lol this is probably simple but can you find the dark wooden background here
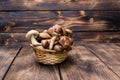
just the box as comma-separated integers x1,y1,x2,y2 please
0,0,120,46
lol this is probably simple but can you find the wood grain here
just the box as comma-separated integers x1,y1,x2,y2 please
0,46,21,80
84,43,120,77
59,45,120,80
0,11,120,32
4,46,60,80
0,33,28,46
75,31,120,43
98,44,120,61
0,0,120,10
107,43,120,51
116,43,120,46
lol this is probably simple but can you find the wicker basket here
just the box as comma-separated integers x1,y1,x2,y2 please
30,44,68,65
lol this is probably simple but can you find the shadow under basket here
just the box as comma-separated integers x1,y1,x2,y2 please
30,44,69,65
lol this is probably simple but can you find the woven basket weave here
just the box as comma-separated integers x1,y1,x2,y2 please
30,44,68,65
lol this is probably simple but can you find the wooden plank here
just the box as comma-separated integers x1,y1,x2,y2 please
0,33,28,46
103,43,120,61
75,32,120,43
107,43,120,50
84,43,120,77
0,46,21,80
59,46,120,80
0,11,120,32
95,43,120,62
0,0,120,10
4,46,60,80
96,43,120,59
116,43,120,46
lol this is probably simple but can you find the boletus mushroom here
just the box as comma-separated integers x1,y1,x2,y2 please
59,36,71,48
26,30,41,45
26,24,73,53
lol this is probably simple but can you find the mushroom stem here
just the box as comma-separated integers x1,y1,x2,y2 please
31,35,40,45
30,35,42,46
49,36,56,50
26,30,41,45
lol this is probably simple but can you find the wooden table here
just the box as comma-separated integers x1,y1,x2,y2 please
0,43,120,80
0,0,120,80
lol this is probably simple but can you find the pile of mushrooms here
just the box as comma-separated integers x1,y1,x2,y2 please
26,24,73,52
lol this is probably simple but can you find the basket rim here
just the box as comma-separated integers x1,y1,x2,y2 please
30,44,57,53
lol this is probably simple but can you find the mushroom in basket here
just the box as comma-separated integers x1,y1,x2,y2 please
26,24,73,65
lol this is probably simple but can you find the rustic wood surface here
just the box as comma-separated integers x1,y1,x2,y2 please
59,45,120,80
0,43,120,80
0,33,28,46
0,1,120,42
4,46,60,80
0,0,120,80
0,0,120,10
0,11,120,32
83,43,120,77
0,10,119,42
0,46,21,80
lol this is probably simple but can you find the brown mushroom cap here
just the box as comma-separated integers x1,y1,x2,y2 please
43,30,48,33
47,27,55,35
53,24,63,35
39,32,51,39
59,36,71,48
68,38,74,45
54,44,63,52
41,40,49,49
66,29,73,34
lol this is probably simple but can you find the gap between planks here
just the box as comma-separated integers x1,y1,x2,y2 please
83,44,120,78
59,45,120,80
4,46,61,80
0,46,22,80
2,46,23,80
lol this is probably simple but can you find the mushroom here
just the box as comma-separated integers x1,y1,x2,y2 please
47,27,55,35
47,24,63,36
59,36,71,48
30,44,56,53
54,44,63,52
26,24,73,53
62,28,67,36
26,30,56,52
43,30,48,33
53,24,63,34
66,29,73,34
36,36,42,43
39,32,51,39
65,29,73,37
26,30,41,45
51,32,60,37
68,38,74,45
41,40,49,49
49,36,57,50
